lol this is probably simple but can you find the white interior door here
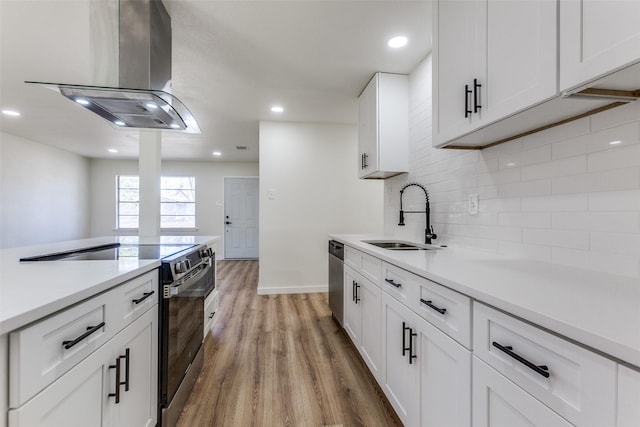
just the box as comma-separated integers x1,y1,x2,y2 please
224,177,259,259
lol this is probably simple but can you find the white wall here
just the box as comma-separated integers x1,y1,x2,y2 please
385,54,640,278
0,132,90,248
258,121,384,294
89,158,259,255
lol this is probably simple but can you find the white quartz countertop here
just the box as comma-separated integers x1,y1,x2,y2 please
331,234,640,368
0,235,219,334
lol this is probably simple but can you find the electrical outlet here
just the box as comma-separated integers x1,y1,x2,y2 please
469,194,479,215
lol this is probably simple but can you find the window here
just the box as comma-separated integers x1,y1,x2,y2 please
161,176,196,228
117,175,139,229
116,175,196,229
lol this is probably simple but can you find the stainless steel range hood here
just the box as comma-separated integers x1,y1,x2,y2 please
27,0,200,133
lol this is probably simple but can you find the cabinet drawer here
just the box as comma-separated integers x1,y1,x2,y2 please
394,265,471,349
473,303,616,426
111,271,158,334
9,290,116,407
381,262,413,306
618,364,640,427
204,290,218,338
344,246,381,284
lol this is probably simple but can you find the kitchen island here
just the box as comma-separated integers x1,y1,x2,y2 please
0,235,219,427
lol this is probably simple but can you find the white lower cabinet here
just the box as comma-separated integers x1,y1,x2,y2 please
473,356,572,427
381,292,471,427
344,266,381,380
8,306,157,427
617,365,640,427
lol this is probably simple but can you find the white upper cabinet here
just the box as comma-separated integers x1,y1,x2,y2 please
358,72,409,179
560,0,640,92
433,0,557,147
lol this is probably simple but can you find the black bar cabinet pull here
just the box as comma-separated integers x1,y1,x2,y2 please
361,153,365,169
352,280,356,302
473,78,482,113
132,291,154,305
409,328,417,364
62,322,106,350
402,322,411,356
363,153,368,169
108,357,121,403
492,341,550,378
120,348,130,391
465,84,472,117
354,282,361,304
208,312,215,319
420,299,447,315
385,278,402,288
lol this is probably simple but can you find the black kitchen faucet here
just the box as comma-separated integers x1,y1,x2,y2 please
398,182,437,244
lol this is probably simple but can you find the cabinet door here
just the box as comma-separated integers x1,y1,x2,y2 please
343,267,362,345
358,74,378,178
358,277,381,381
483,0,556,124
380,293,419,426
561,0,640,91
433,0,485,144
618,365,640,427
8,345,108,427
473,357,573,427
414,313,471,427
104,307,157,427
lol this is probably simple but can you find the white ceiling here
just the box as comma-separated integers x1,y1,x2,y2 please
0,0,431,162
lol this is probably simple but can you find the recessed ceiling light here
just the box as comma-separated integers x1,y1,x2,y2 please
212,151,222,156
108,148,118,153
271,106,284,113
114,120,126,126
609,140,622,145
170,124,180,129
388,36,408,48
145,102,158,109
75,98,90,106
2,109,20,117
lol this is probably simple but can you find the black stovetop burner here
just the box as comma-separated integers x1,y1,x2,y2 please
20,243,197,262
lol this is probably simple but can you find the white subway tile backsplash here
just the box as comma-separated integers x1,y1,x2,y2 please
521,155,587,181
588,190,640,211
498,212,551,228
383,54,640,278
521,194,587,211
552,212,640,233
588,144,640,172
498,179,551,198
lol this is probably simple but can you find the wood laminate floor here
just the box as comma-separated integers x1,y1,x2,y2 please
177,260,402,427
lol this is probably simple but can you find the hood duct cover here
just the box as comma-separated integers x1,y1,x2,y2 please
27,0,200,133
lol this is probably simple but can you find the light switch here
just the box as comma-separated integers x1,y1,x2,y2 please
469,194,479,215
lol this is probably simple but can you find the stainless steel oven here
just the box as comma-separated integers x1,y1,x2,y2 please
159,245,215,427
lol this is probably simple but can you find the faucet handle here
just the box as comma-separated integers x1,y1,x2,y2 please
428,225,437,240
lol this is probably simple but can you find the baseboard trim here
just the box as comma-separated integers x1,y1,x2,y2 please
257,284,328,295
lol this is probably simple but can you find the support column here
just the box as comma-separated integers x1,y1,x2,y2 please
138,130,161,236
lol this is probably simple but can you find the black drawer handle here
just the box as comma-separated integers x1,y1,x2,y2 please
385,278,402,288
132,291,155,305
120,348,130,391
108,357,121,403
62,322,106,349
208,312,215,319
473,78,482,113
420,299,446,315
492,341,550,378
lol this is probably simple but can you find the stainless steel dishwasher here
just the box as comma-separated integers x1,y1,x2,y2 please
328,240,344,326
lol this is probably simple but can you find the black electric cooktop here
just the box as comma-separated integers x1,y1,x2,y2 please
20,243,197,262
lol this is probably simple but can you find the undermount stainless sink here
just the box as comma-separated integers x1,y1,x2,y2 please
362,240,442,251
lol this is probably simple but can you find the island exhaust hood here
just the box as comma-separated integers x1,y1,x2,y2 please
27,0,200,133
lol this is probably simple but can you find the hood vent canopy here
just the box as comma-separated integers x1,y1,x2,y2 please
27,0,200,133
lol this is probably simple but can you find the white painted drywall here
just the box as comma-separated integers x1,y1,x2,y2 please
89,158,258,255
258,121,383,294
0,132,90,248
385,54,640,278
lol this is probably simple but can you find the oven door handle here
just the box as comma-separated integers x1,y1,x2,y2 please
164,264,212,298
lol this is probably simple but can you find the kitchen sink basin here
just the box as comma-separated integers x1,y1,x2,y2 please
362,240,442,251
